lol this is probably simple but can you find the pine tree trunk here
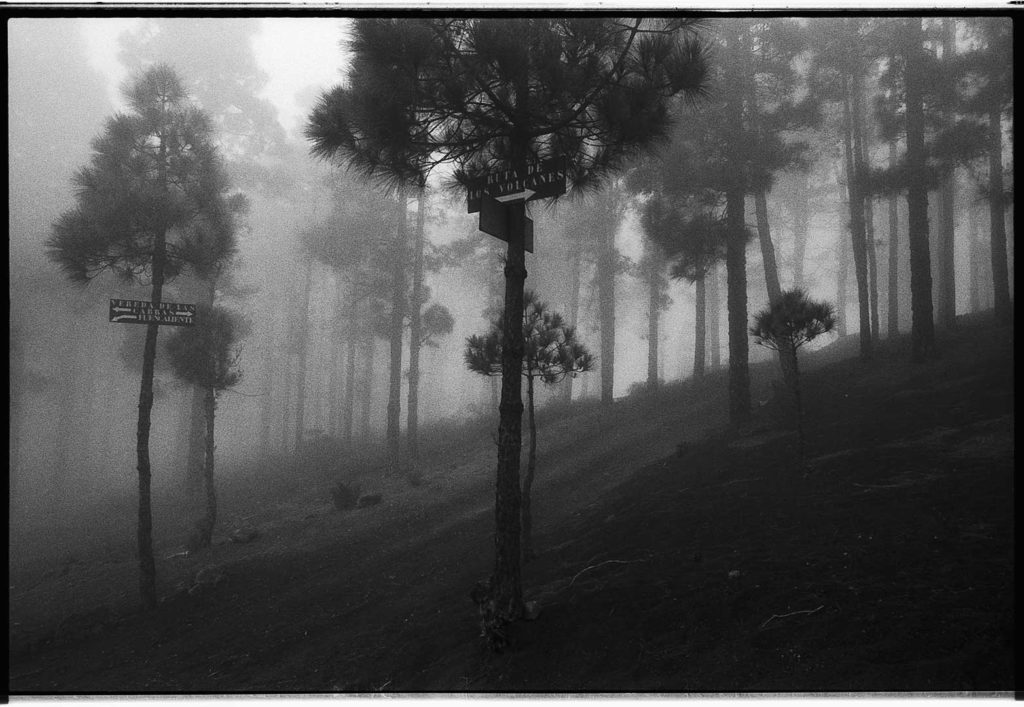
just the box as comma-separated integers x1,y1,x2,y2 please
968,207,982,313
386,192,408,468
789,342,805,462
755,189,799,394
492,197,527,631
988,104,1011,326
293,256,314,450
754,190,783,304
258,339,274,459
693,275,707,379
708,262,721,369
791,174,810,288
937,177,957,329
196,385,217,549
887,142,901,338
406,188,426,467
904,18,936,362
562,254,582,403
521,374,537,561
185,277,217,493
135,226,168,610
361,312,375,440
328,273,345,436
865,196,881,341
936,18,958,331
597,213,616,406
342,284,359,447
843,71,873,360
726,187,750,426
723,22,750,426
646,258,660,389
836,228,849,337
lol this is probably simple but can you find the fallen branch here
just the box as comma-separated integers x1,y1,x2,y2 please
760,604,824,629
567,557,648,589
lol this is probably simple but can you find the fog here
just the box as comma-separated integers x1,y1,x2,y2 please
8,14,1013,540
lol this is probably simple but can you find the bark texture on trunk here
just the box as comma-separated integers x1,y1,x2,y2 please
135,226,167,610
491,199,527,632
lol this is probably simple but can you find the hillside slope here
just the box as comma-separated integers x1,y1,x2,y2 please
9,317,1014,694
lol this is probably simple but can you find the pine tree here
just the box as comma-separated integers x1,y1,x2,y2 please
165,305,245,550
308,17,709,640
47,65,240,608
465,291,593,561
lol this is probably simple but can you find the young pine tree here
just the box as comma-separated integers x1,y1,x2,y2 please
750,288,836,463
465,291,593,561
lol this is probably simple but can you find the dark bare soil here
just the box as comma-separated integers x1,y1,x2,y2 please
8,316,1015,695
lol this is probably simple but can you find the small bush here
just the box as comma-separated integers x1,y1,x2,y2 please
330,481,360,511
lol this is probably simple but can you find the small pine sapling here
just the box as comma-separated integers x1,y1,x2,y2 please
465,291,594,560
750,288,836,463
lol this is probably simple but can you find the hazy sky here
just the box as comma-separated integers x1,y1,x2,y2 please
77,16,350,137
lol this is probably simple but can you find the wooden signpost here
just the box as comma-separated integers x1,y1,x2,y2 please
467,156,567,253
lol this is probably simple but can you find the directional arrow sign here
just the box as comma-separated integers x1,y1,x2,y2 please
109,298,196,327
479,194,534,253
495,189,535,204
467,156,567,214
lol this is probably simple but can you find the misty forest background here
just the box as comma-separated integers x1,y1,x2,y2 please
8,16,1014,532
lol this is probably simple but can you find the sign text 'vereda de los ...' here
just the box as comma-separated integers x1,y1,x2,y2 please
109,299,196,327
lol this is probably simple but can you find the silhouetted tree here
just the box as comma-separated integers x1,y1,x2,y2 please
750,288,836,460
641,195,731,380
808,16,878,361
902,18,937,362
308,17,710,640
47,65,240,608
119,17,285,490
301,178,400,447
165,305,245,550
955,17,1013,327
465,291,593,560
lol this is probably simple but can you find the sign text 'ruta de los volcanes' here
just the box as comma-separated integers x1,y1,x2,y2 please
467,156,568,214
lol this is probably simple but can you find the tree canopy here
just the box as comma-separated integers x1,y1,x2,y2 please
307,17,711,193
465,290,594,384
47,64,243,285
